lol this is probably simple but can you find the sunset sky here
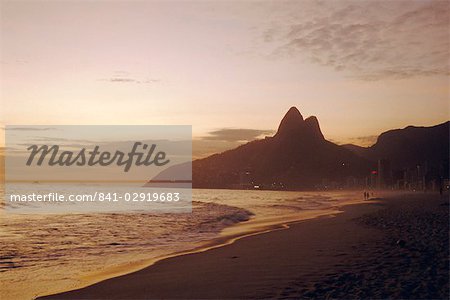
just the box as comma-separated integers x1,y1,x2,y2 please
1,0,449,158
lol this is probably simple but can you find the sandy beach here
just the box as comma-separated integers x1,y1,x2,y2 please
41,192,449,299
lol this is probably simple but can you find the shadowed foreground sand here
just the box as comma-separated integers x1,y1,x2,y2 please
41,193,449,299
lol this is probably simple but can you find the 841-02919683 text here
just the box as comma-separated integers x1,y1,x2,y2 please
8,192,181,202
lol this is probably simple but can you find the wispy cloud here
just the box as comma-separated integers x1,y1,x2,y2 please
192,128,274,159
98,71,160,84
31,136,96,144
202,128,274,142
263,1,449,80
348,135,378,146
99,77,160,84
5,127,57,131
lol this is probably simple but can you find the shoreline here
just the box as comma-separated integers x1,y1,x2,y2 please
38,197,362,299
38,196,384,299
41,192,449,299
34,200,358,299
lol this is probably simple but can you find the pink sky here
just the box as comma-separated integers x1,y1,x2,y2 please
1,0,448,158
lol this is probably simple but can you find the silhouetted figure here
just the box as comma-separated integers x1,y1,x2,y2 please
439,187,443,197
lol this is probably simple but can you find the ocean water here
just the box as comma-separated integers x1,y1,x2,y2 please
0,185,364,300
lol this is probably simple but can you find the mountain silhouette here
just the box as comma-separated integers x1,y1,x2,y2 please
148,108,448,190
343,121,449,179
192,107,370,189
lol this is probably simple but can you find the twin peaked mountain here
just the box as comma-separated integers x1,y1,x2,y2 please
193,107,370,189
152,107,449,189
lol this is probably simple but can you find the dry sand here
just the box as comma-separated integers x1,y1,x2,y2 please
41,192,449,299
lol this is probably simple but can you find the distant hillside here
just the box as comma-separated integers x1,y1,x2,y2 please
344,122,449,177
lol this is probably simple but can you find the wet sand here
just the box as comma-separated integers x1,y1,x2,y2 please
41,193,449,299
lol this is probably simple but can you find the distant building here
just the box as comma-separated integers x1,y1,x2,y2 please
377,159,392,189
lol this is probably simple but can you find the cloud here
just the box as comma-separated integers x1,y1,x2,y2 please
202,128,274,142
348,135,378,146
106,77,138,83
263,1,449,80
192,128,274,159
99,71,160,84
99,77,160,84
5,127,56,131
31,136,97,144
